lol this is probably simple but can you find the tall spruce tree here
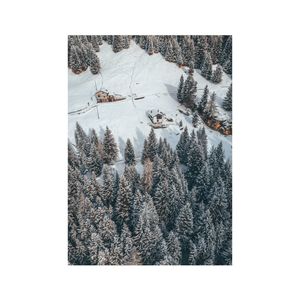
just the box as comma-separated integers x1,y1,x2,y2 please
223,83,232,111
124,138,136,166
198,85,209,115
177,75,184,103
103,127,118,164
211,65,223,83
201,51,213,80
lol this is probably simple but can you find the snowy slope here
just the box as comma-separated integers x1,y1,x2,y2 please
68,41,232,164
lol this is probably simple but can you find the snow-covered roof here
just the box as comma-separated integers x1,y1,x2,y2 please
146,109,164,118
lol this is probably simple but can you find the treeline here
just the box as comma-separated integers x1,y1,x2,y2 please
68,124,232,265
68,35,232,79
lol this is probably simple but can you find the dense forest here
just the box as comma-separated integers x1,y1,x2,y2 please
68,124,232,265
68,35,232,78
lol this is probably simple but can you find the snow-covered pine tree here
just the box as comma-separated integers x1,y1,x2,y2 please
103,127,118,164
198,85,209,115
167,231,182,264
182,74,197,109
147,128,158,162
177,75,184,103
192,112,200,127
223,83,232,111
123,35,130,49
201,51,213,80
147,37,154,55
115,175,133,227
70,46,82,74
100,165,115,207
141,139,149,164
96,35,103,45
106,35,113,45
165,40,175,62
124,138,136,166
91,35,100,52
141,158,153,193
88,142,103,176
204,91,218,120
194,36,208,69
211,65,223,83
113,35,124,53
89,50,101,75
176,126,190,164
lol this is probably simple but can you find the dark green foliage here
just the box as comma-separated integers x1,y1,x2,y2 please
223,83,232,111
124,138,136,166
103,127,118,164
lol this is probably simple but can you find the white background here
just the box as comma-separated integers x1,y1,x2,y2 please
0,1,300,299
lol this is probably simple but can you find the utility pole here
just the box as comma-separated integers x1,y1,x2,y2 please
94,80,98,91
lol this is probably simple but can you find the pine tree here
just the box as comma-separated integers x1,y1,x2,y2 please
147,37,154,55
177,75,184,103
167,231,182,264
194,36,208,69
101,165,115,208
182,74,197,109
204,92,218,120
176,126,190,165
192,112,200,127
198,85,209,115
103,127,118,164
201,51,213,80
223,83,232,111
147,128,158,161
90,51,100,75
141,158,153,193
88,142,103,176
211,65,223,83
123,36,130,49
70,46,82,74
124,138,136,166
91,35,100,52
115,176,133,227
141,139,149,164
113,35,124,53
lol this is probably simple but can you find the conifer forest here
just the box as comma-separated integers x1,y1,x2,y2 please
68,35,232,265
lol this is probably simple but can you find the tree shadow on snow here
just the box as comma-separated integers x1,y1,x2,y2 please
164,83,178,101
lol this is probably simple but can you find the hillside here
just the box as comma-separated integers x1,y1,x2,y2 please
68,40,232,165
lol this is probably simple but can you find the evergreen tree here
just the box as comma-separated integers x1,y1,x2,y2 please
192,112,200,127
223,83,232,111
177,75,184,103
90,51,100,75
141,139,149,164
147,37,154,55
91,35,100,52
146,128,158,161
101,165,116,207
198,85,209,115
115,176,133,227
113,35,124,53
182,74,197,109
103,127,118,164
88,142,103,176
211,65,223,83
167,231,182,264
201,51,213,80
204,92,218,120
176,127,190,165
124,138,136,166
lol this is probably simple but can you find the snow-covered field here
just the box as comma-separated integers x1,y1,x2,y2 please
68,41,232,165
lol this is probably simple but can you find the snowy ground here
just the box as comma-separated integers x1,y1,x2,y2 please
68,41,232,170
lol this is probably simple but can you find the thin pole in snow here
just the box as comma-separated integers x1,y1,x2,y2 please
96,105,99,119
94,81,98,91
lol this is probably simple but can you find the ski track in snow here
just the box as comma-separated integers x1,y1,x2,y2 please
68,41,232,173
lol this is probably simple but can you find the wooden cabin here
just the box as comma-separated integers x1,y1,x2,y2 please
95,90,126,103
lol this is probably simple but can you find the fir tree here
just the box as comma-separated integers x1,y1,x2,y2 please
177,75,184,103
91,35,100,52
147,128,158,161
182,74,197,109
192,112,200,127
201,51,213,80
198,85,209,115
223,83,232,111
211,65,223,83
176,126,190,165
113,35,124,53
90,51,100,75
115,176,133,227
103,127,118,164
124,138,136,166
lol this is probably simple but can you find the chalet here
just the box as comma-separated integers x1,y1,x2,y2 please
146,109,168,128
95,90,126,103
